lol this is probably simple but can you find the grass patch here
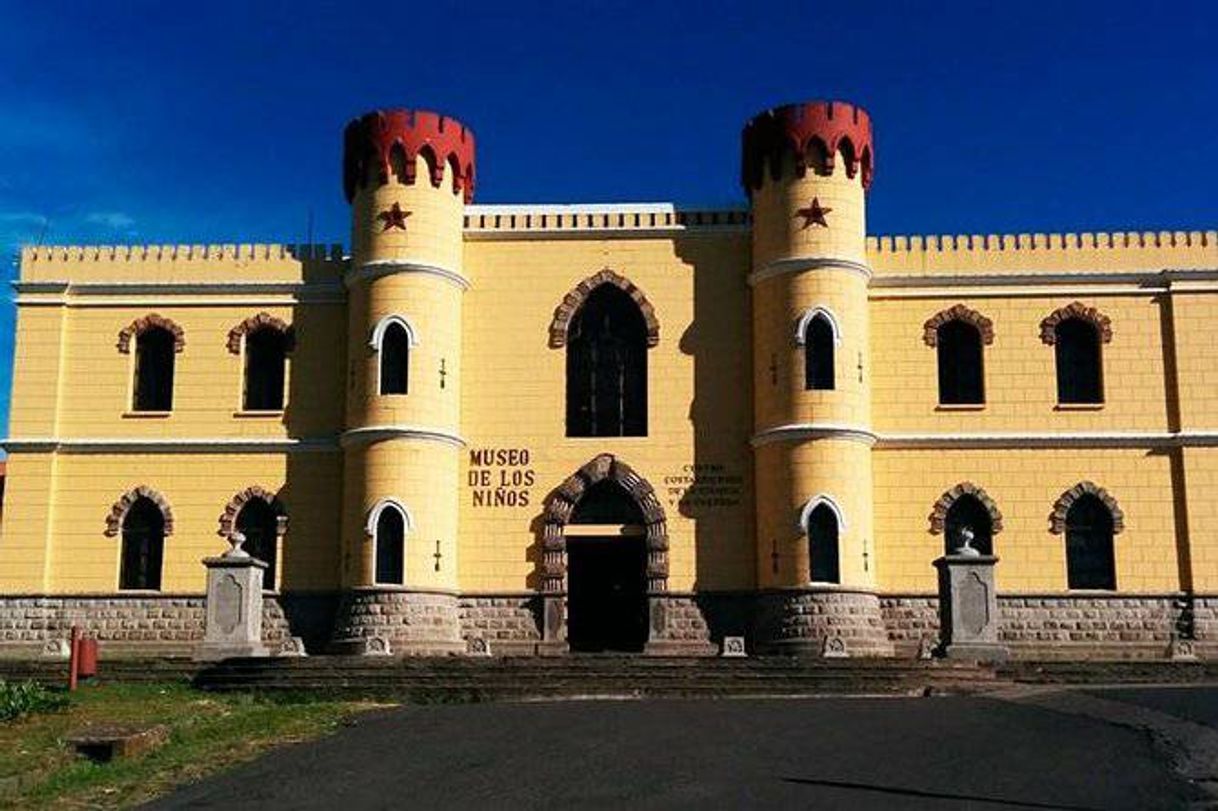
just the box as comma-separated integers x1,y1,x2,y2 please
0,682,379,809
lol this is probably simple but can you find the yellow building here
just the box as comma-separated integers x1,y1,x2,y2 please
2,99,1216,659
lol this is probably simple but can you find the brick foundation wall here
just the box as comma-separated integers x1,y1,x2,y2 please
330,589,464,655
0,593,335,656
755,589,895,656
882,593,1209,660
458,595,542,647
3,590,1216,660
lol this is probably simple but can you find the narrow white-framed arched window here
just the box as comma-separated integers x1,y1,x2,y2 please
365,497,413,585
798,493,844,584
369,315,419,396
794,307,842,391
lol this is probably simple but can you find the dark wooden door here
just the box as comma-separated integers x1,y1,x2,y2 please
567,536,648,652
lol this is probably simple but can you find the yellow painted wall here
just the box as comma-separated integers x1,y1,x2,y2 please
3,216,1216,599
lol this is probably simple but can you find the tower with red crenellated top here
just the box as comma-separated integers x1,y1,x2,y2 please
331,109,475,654
744,101,892,655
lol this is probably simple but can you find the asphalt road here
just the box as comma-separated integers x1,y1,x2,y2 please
146,689,1218,810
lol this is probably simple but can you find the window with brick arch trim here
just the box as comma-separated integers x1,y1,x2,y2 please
944,493,993,555
806,504,840,584
243,326,288,410
936,320,985,405
236,498,280,590
1065,494,1116,590
133,327,175,412
566,284,648,437
379,322,410,395
1055,318,1103,404
804,314,835,391
374,505,406,585
120,497,165,591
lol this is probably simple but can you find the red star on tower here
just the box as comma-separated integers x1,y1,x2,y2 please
377,202,411,232
795,197,832,229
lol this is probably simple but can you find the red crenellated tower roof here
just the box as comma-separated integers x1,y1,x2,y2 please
342,109,476,203
741,100,874,193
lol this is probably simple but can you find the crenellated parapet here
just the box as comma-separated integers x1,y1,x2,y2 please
742,100,874,193
343,109,476,203
867,230,1218,275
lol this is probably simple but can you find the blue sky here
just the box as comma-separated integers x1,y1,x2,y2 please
0,0,1215,433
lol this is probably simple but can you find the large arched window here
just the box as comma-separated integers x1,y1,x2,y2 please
237,498,280,590
1054,318,1103,404
943,493,994,555
1065,494,1116,590
120,497,165,590
379,322,411,395
803,314,836,391
372,502,407,585
244,327,288,411
134,327,176,412
805,503,841,584
566,284,648,437
937,320,985,405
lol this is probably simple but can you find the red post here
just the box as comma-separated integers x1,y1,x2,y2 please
77,637,98,679
68,625,80,691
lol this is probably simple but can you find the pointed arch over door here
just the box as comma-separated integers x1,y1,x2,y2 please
539,453,668,594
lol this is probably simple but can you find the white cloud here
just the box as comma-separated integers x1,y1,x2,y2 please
0,212,48,227
85,211,136,230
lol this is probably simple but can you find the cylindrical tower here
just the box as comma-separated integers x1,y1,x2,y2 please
332,109,475,655
744,100,891,655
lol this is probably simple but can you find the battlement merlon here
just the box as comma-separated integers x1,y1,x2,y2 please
741,100,874,193
17,243,345,284
342,109,477,204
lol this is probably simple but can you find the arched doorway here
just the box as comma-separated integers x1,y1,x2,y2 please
540,454,668,653
566,480,648,652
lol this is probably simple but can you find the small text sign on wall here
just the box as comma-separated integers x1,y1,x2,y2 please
663,464,744,511
468,448,535,508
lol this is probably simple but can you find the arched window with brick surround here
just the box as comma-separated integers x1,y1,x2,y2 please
119,315,184,413
1051,482,1122,590
1041,303,1111,405
229,313,293,411
559,275,655,438
924,305,992,406
119,497,166,590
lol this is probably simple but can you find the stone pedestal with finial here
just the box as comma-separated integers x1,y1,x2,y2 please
196,532,270,661
933,526,1008,661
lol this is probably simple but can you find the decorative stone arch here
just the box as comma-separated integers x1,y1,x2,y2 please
1050,481,1125,534
540,453,668,593
928,482,1004,535
227,312,296,354
117,314,185,354
104,485,175,537
368,314,420,349
547,268,661,349
922,304,994,348
798,493,846,533
217,485,288,539
794,307,843,346
1039,302,1113,345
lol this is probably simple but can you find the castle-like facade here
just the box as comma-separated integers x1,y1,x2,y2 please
2,99,1217,659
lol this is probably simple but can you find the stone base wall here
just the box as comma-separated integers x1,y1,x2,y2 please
754,589,895,657
458,595,541,653
0,594,333,657
6,590,1218,659
330,589,464,655
882,593,1211,660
